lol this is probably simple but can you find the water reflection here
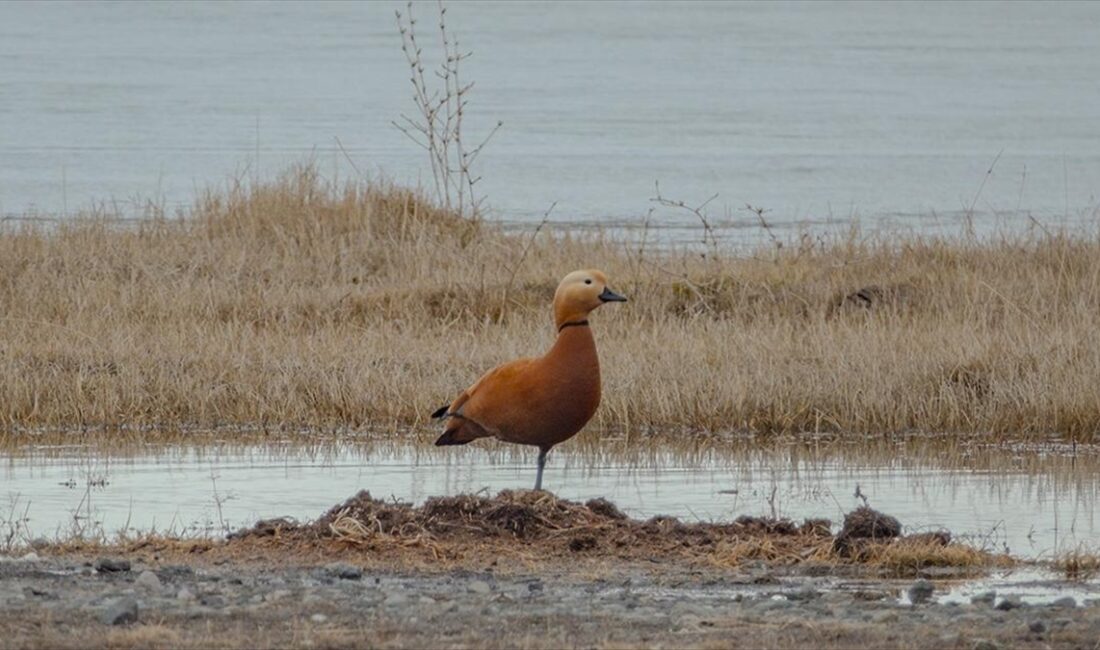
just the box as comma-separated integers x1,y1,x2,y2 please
2,437,1098,560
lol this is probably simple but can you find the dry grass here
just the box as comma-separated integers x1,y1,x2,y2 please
3,164,1100,439
1051,546,1100,581
42,489,1007,578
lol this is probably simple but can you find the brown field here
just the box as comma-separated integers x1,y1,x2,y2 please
2,165,1100,440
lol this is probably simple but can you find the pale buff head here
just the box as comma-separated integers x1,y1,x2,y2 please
553,269,626,328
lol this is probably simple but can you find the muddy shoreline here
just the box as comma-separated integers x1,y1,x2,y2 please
2,552,1098,649
3,490,1099,648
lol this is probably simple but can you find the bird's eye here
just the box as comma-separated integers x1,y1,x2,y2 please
584,279,592,285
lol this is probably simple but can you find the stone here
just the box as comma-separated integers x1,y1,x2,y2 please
970,591,996,606
325,563,362,581
135,570,162,592
100,598,139,626
266,589,292,602
176,587,196,602
1049,596,1077,608
94,558,131,573
468,580,492,595
908,580,934,605
995,596,1023,611
783,588,820,602
1028,620,1046,634
310,613,328,623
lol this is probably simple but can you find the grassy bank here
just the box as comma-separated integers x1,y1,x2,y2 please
2,166,1099,439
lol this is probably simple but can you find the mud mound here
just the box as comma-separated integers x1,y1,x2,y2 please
833,506,903,557
224,491,994,573
230,490,827,556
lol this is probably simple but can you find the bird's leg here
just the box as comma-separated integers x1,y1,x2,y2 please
534,447,549,491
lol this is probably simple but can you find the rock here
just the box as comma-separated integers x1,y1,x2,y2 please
468,580,492,595
970,591,996,605
94,558,131,573
310,613,328,623
266,589,291,602
200,594,226,608
325,563,362,581
908,580,934,605
1049,596,1076,608
527,579,544,593
135,570,162,592
783,588,820,602
995,596,1023,611
419,596,436,605
1028,620,1046,634
100,598,139,625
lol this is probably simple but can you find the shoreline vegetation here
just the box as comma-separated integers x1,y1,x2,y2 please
2,165,1100,440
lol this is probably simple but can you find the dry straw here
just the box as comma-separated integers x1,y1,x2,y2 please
1,165,1100,440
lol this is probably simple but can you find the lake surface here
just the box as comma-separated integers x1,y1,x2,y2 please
3,1,1100,242
3,439,1097,561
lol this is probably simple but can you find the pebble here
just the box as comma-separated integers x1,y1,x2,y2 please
94,558,131,573
325,563,363,581
1049,596,1077,608
970,591,996,606
100,597,139,626
310,613,328,623
177,587,196,602
783,587,820,602
135,570,162,592
995,596,1023,611
468,580,492,595
266,589,292,602
1028,620,1046,634
908,580,934,605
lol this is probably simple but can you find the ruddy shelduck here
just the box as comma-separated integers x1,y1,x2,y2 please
432,269,627,490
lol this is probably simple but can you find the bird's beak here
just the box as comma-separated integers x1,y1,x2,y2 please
598,286,627,303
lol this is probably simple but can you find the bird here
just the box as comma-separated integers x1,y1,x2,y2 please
431,269,627,490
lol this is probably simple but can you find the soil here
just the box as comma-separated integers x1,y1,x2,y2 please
1,491,1096,649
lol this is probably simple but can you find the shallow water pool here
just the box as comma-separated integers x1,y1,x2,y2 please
2,438,1097,560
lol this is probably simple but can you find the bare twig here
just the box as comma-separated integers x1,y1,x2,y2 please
394,1,501,219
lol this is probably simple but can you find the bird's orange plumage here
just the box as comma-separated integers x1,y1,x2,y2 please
433,269,626,489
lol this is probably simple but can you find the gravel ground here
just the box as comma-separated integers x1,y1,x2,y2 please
2,553,1099,649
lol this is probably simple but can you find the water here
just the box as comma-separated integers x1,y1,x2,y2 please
3,440,1097,560
3,1,1100,240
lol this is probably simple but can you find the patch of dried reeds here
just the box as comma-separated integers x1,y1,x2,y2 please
3,165,1100,438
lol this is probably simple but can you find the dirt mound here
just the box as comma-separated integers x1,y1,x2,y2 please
222,491,999,574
